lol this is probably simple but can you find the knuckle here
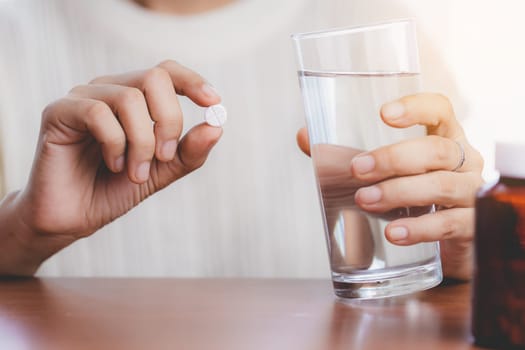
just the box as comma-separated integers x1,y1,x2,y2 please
381,147,402,173
186,72,205,89
440,210,465,240
469,147,484,171
69,84,87,95
41,100,60,122
441,219,457,240
467,173,485,198
436,93,455,120
437,172,458,201
157,59,180,71
180,156,206,174
473,173,485,189
143,67,170,86
117,87,144,106
89,75,109,84
176,74,200,94
172,149,208,175
157,60,204,95
430,136,451,165
85,101,111,121
180,72,203,89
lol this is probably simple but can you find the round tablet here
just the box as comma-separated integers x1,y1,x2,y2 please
204,104,227,127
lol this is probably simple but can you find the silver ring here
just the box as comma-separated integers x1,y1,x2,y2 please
452,141,465,172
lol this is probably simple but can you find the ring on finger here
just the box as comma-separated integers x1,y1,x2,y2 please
451,140,465,172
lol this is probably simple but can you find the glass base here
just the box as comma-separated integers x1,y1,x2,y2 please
332,259,443,300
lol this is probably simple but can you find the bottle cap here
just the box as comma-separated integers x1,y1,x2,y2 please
495,141,525,178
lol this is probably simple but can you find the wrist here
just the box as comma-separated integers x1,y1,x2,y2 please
0,191,73,276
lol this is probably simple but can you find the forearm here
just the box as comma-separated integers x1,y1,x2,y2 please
0,191,72,276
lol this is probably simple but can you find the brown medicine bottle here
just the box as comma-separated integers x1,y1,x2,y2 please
472,142,525,348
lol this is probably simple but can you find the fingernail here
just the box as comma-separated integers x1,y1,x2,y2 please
161,140,177,160
136,161,151,182
201,83,220,99
356,186,382,204
352,154,375,175
389,226,409,241
382,101,405,119
115,155,125,172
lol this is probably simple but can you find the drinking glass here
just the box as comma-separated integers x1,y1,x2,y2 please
292,19,442,299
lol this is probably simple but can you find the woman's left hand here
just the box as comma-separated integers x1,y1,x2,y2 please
297,93,484,280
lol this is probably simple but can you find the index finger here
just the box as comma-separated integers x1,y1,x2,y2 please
92,60,221,108
380,93,465,140
157,59,221,107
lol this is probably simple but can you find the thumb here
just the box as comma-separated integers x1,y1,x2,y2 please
380,93,465,139
153,123,223,187
176,123,223,171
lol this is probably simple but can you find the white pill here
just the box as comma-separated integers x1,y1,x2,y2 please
204,104,227,127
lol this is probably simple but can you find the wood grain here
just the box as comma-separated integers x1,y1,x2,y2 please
0,278,485,350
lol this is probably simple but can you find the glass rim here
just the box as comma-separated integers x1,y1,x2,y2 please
291,18,415,41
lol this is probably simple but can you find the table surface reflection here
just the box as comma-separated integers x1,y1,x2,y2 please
0,278,484,350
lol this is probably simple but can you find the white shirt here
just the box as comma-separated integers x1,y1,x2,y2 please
0,0,467,277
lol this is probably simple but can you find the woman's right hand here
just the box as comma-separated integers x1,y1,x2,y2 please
3,60,223,275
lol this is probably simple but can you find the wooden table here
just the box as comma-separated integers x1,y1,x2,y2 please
0,278,485,350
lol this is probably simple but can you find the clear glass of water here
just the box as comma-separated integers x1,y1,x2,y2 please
292,19,443,299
